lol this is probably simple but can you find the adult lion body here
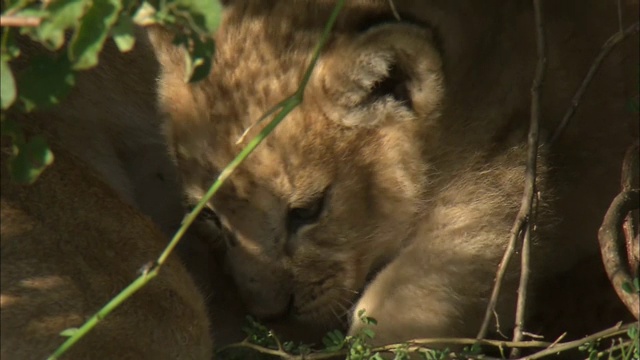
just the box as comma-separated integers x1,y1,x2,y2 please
150,0,639,348
1,34,213,358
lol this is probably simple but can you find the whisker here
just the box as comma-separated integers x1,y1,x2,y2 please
336,302,350,317
336,286,359,295
329,303,341,323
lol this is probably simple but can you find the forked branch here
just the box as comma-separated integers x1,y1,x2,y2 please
549,21,639,143
219,322,636,360
477,0,546,345
510,2,546,356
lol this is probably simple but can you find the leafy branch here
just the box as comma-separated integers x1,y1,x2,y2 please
218,316,638,360
1,0,222,184
45,0,345,358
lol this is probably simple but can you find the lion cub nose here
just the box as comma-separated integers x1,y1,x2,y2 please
247,292,294,321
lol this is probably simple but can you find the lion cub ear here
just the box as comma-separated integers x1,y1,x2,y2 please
312,23,444,127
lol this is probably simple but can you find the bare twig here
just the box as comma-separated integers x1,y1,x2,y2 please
511,226,533,358
599,189,640,320
477,0,546,342
220,337,552,360
223,340,294,359
219,322,636,360
547,332,567,349
509,3,546,356
0,15,41,27
587,340,634,360
493,309,509,339
387,0,401,21
522,331,545,340
616,0,624,34
516,322,633,360
270,330,285,353
549,21,640,143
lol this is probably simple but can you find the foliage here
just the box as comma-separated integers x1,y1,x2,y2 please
2,0,345,358
219,314,640,360
2,1,637,359
0,0,222,183
1,0,224,357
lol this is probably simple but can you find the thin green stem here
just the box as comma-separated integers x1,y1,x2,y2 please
296,0,344,98
47,1,344,358
1,26,10,50
47,274,157,360
156,98,300,266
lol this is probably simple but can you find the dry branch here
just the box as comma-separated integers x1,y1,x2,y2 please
549,21,640,143
477,0,546,344
387,0,401,21
220,337,552,360
219,322,636,360
514,322,633,360
511,227,532,358
509,2,546,357
597,142,639,320
0,15,41,27
599,188,640,319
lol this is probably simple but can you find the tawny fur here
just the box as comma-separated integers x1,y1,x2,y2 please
149,0,639,347
7,32,189,239
0,143,212,359
1,34,214,358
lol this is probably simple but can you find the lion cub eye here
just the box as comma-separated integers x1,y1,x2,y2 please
188,205,222,228
287,195,325,234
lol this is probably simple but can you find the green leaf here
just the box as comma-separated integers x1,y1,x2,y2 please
69,0,122,70
622,281,634,294
18,55,76,112
10,135,54,184
362,328,375,339
34,0,87,50
132,1,158,26
59,328,79,337
463,342,482,355
111,15,136,52
1,55,17,109
357,310,377,326
172,0,223,34
322,329,346,351
4,28,21,58
322,332,336,346
185,35,215,83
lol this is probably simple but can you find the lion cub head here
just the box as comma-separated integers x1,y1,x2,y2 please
150,3,443,327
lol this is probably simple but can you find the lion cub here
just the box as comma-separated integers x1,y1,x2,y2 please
150,0,639,347
1,33,212,358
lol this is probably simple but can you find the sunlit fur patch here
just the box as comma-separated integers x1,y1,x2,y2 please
20,276,66,290
0,294,20,308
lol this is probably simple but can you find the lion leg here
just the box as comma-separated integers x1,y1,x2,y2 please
349,231,518,349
